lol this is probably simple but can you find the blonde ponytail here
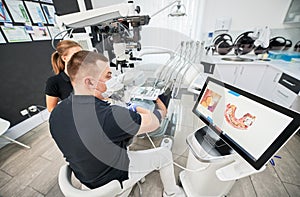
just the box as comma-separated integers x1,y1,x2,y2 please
51,40,82,75
51,51,65,74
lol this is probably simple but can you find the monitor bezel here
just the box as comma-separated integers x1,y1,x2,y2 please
192,77,300,170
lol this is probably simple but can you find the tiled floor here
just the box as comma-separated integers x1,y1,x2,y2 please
0,93,299,197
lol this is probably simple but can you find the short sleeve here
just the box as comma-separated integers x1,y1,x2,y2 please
45,76,59,97
103,105,141,141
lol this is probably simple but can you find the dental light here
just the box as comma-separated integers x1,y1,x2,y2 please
151,0,186,18
168,2,186,17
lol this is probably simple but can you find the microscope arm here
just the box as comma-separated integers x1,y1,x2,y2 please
55,3,135,28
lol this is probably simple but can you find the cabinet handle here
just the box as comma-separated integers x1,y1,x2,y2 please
273,73,280,82
282,79,296,87
209,65,212,73
277,90,289,98
240,66,244,75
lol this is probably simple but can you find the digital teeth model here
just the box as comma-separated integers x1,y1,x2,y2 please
224,103,256,130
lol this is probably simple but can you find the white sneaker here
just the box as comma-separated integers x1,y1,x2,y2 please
163,186,186,197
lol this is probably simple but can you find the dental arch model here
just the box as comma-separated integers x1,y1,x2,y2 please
224,103,256,130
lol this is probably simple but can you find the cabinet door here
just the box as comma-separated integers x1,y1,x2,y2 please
272,84,297,108
235,64,267,94
256,65,282,99
213,64,237,85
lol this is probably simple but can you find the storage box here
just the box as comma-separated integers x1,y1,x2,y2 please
268,51,300,62
268,51,283,60
281,52,300,62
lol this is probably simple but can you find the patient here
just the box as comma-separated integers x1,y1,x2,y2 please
49,50,185,196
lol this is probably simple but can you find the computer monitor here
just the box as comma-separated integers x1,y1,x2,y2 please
193,77,300,170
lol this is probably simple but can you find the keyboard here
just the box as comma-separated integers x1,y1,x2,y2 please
131,87,161,100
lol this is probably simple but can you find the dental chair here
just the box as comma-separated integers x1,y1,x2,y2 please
58,164,136,197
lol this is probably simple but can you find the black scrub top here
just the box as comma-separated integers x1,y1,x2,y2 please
45,72,73,100
49,95,141,189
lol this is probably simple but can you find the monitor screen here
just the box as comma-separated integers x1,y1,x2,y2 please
193,77,300,170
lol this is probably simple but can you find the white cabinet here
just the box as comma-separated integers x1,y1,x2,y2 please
213,64,237,85
202,56,300,112
213,64,266,93
235,64,267,93
256,65,282,99
272,84,297,107
272,73,300,108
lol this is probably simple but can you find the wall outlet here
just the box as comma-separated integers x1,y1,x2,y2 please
20,109,29,116
215,17,232,31
28,105,37,112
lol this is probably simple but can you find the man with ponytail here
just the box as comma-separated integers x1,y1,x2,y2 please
45,40,82,112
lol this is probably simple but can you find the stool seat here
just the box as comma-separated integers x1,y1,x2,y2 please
58,164,133,197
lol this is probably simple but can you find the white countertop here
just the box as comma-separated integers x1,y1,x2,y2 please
201,54,300,80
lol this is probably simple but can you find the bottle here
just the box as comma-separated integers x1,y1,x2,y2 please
207,32,214,47
205,32,214,55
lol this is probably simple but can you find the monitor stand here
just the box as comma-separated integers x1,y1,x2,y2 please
194,126,266,181
180,126,267,197
216,159,266,181
194,126,233,157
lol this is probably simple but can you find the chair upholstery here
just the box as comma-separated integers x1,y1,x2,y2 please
0,118,10,135
58,164,131,197
0,118,30,149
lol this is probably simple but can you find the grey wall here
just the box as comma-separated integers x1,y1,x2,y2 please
0,41,53,126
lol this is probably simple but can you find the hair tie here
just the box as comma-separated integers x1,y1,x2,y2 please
55,51,61,56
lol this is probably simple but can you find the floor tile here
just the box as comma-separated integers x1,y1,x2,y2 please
285,134,300,164
45,183,64,197
0,145,26,169
250,164,289,197
14,187,44,197
0,157,51,197
29,157,65,195
15,129,36,142
128,143,151,151
16,126,50,148
284,182,300,197
130,171,163,197
1,135,53,176
173,155,187,185
0,170,12,189
228,177,256,197
273,147,300,185
33,121,49,132
40,141,63,161
131,135,162,149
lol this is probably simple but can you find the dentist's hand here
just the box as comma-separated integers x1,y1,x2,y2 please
127,102,138,112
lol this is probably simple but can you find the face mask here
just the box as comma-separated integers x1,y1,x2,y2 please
101,78,116,98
